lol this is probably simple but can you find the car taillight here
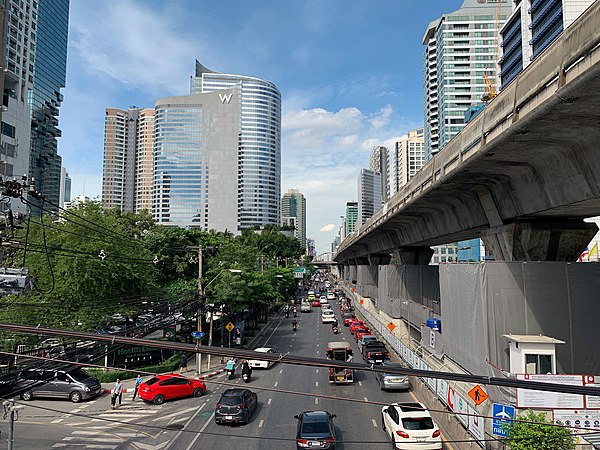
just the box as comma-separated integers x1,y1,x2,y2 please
367,352,372,358
238,403,247,408
432,429,441,438
386,352,391,358
324,437,335,444
396,430,410,439
297,439,309,444
216,403,221,409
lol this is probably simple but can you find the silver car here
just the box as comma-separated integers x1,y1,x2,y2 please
375,363,410,391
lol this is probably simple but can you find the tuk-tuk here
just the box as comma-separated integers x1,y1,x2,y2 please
326,342,354,384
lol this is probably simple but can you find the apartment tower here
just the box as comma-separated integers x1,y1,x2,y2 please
390,128,425,197
281,188,307,247
358,169,382,226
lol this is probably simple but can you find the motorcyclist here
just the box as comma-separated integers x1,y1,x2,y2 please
293,307,297,317
285,305,290,318
226,357,236,377
241,360,252,379
292,318,298,331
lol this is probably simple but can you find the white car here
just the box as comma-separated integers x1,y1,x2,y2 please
321,310,336,324
319,296,329,306
326,292,335,301
301,302,312,313
248,348,277,369
381,402,442,450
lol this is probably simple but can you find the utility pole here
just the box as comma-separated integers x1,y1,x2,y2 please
4,398,22,450
196,246,203,375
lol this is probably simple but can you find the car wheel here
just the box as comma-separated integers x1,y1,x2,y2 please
153,394,165,405
69,391,83,403
21,390,33,401
193,388,204,397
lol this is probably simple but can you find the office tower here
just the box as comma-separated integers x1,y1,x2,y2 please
190,60,281,229
499,0,594,88
306,238,316,258
281,188,306,247
28,0,70,212
423,0,510,160
102,107,154,213
390,128,425,196
59,167,71,208
358,169,382,226
370,146,389,202
345,202,359,236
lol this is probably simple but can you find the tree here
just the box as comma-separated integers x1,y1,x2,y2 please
505,410,574,450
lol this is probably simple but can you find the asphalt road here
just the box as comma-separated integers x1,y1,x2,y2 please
1,296,455,449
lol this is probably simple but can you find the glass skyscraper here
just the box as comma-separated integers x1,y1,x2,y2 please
191,61,281,229
29,0,70,211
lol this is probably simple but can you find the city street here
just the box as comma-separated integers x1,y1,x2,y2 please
2,297,454,449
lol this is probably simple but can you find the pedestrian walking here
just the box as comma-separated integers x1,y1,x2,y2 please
112,379,123,409
132,374,143,400
179,353,188,373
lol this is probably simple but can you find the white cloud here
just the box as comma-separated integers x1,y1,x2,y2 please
283,107,363,134
319,224,336,232
370,105,393,129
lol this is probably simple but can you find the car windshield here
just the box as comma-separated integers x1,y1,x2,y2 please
301,422,330,435
67,368,91,382
144,377,160,385
402,417,435,430
219,395,243,406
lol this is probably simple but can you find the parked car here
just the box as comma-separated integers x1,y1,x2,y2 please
321,310,336,324
376,363,411,391
349,320,365,334
301,302,312,313
381,402,442,450
342,313,355,326
357,335,378,352
294,410,337,449
362,340,391,364
138,374,205,405
17,367,102,403
249,347,277,369
215,388,258,425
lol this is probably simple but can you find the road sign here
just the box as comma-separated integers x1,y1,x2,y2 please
387,322,396,332
468,385,489,405
191,331,205,339
492,403,515,437
163,328,176,341
225,322,235,332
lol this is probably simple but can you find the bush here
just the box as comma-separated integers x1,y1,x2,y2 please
506,410,574,450
87,353,187,383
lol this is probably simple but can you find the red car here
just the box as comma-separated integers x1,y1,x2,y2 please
349,320,365,334
139,374,206,405
343,313,355,326
354,328,371,341
312,299,321,307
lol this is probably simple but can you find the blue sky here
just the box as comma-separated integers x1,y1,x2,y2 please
60,0,465,255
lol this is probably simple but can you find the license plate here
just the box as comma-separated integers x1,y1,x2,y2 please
336,375,345,381
308,441,321,447
416,437,426,442
225,415,233,420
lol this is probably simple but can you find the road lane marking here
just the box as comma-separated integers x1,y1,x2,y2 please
259,419,264,428
316,351,319,355
315,382,319,387
279,369,283,374
315,398,318,404
268,398,272,405
372,419,378,428
364,397,369,402
165,403,206,450
316,369,319,373
185,410,216,450
154,406,199,422
274,382,278,387
358,381,363,387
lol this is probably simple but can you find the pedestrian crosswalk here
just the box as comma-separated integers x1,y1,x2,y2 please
52,404,161,449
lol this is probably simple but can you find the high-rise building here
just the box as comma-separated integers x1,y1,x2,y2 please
2,0,68,214
423,0,510,160
390,128,425,197
370,146,389,202
190,61,281,229
306,238,316,258
102,107,154,213
499,0,594,88
358,169,382,226
28,0,70,212
281,188,306,247
59,167,71,208
345,202,359,236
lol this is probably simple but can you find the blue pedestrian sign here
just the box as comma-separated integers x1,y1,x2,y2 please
191,331,205,339
492,403,515,437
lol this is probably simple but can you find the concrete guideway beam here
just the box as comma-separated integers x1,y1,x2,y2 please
394,246,434,266
368,253,391,266
481,220,598,262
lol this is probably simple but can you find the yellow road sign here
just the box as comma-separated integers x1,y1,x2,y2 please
225,322,235,332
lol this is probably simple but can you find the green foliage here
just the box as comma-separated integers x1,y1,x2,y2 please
506,410,574,450
87,352,184,383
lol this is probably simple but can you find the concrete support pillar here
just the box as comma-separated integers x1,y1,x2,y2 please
369,253,391,265
394,246,434,265
481,221,598,262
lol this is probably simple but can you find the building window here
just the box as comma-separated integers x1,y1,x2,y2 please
525,354,553,374
1,121,16,139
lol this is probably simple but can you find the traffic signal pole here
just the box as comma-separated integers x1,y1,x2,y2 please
196,247,203,375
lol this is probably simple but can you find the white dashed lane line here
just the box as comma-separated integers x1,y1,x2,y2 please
315,382,319,387
259,419,264,428
274,382,279,387
268,398,272,405
316,369,319,374
358,381,363,387
364,397,369,402
372,419,378,428
315,398,319,404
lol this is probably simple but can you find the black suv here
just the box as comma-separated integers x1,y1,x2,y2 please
215,388,258,425
362,340,391,364
294,410,337,449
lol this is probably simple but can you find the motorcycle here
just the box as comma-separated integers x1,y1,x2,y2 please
227,368,235,379
332,325,339,334
242,372,251,383
292,321,298,332
293,309,297,317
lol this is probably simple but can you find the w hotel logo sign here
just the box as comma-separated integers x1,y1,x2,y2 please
219,93,234,104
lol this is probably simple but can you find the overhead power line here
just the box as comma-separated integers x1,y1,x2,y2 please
0,322,599,397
